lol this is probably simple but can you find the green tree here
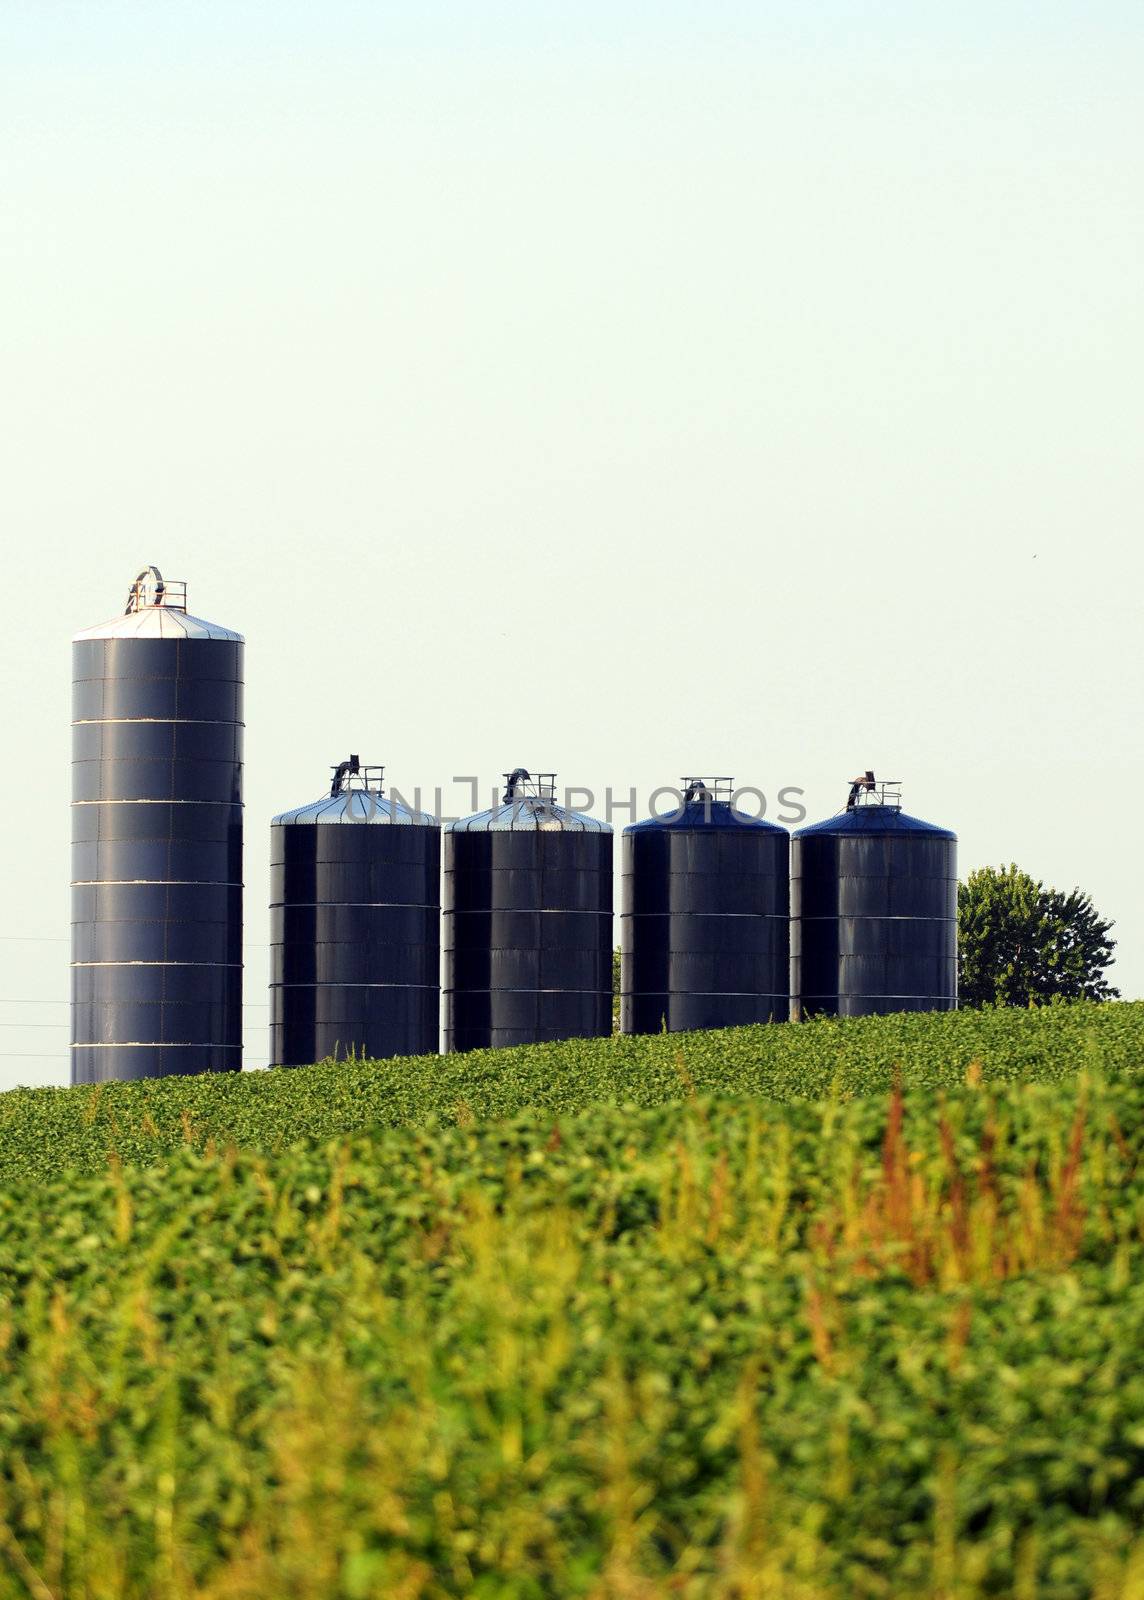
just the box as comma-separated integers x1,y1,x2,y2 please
612,947,622,1033
957,863,1118,1008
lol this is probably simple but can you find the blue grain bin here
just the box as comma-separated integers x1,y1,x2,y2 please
270,760,440,1065
71,568,243,1082
443,770,612,1051
791,774,957,1018
621,778,790,1033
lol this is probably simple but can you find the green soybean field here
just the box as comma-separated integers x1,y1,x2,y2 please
0,1003,1141,1598
1,1001,1142,1187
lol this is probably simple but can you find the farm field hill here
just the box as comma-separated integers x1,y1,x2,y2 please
0,1003,1141,1597
1,1000,1142,1186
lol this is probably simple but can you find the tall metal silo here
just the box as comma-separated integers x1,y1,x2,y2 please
443,769,612,1052
71,567,244,1083
621,777,789,1033
269,758,440,1065
790,771,957,1019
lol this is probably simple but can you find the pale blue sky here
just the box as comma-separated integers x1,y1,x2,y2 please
1,2,1140,1084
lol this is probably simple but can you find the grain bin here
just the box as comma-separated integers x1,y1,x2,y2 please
270,759,440,1065
71,568,243,1082
790,772,957,1018
621,778,789,1033
443,769,612,1051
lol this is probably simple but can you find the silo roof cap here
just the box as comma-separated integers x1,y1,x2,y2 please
450,800,610,833
272,790,437,826
73,608,243,643
794,807,956,841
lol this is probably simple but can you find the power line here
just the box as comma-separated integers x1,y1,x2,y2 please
2,1055,273,1065
0,936,272,942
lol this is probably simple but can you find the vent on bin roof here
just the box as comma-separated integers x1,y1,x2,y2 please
846,770,902,812
273,761,436,826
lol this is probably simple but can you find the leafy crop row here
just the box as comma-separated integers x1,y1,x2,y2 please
0,1071,1141,1597
1,1000,1142,1186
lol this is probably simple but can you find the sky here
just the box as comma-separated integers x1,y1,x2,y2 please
0,1,1140,1087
